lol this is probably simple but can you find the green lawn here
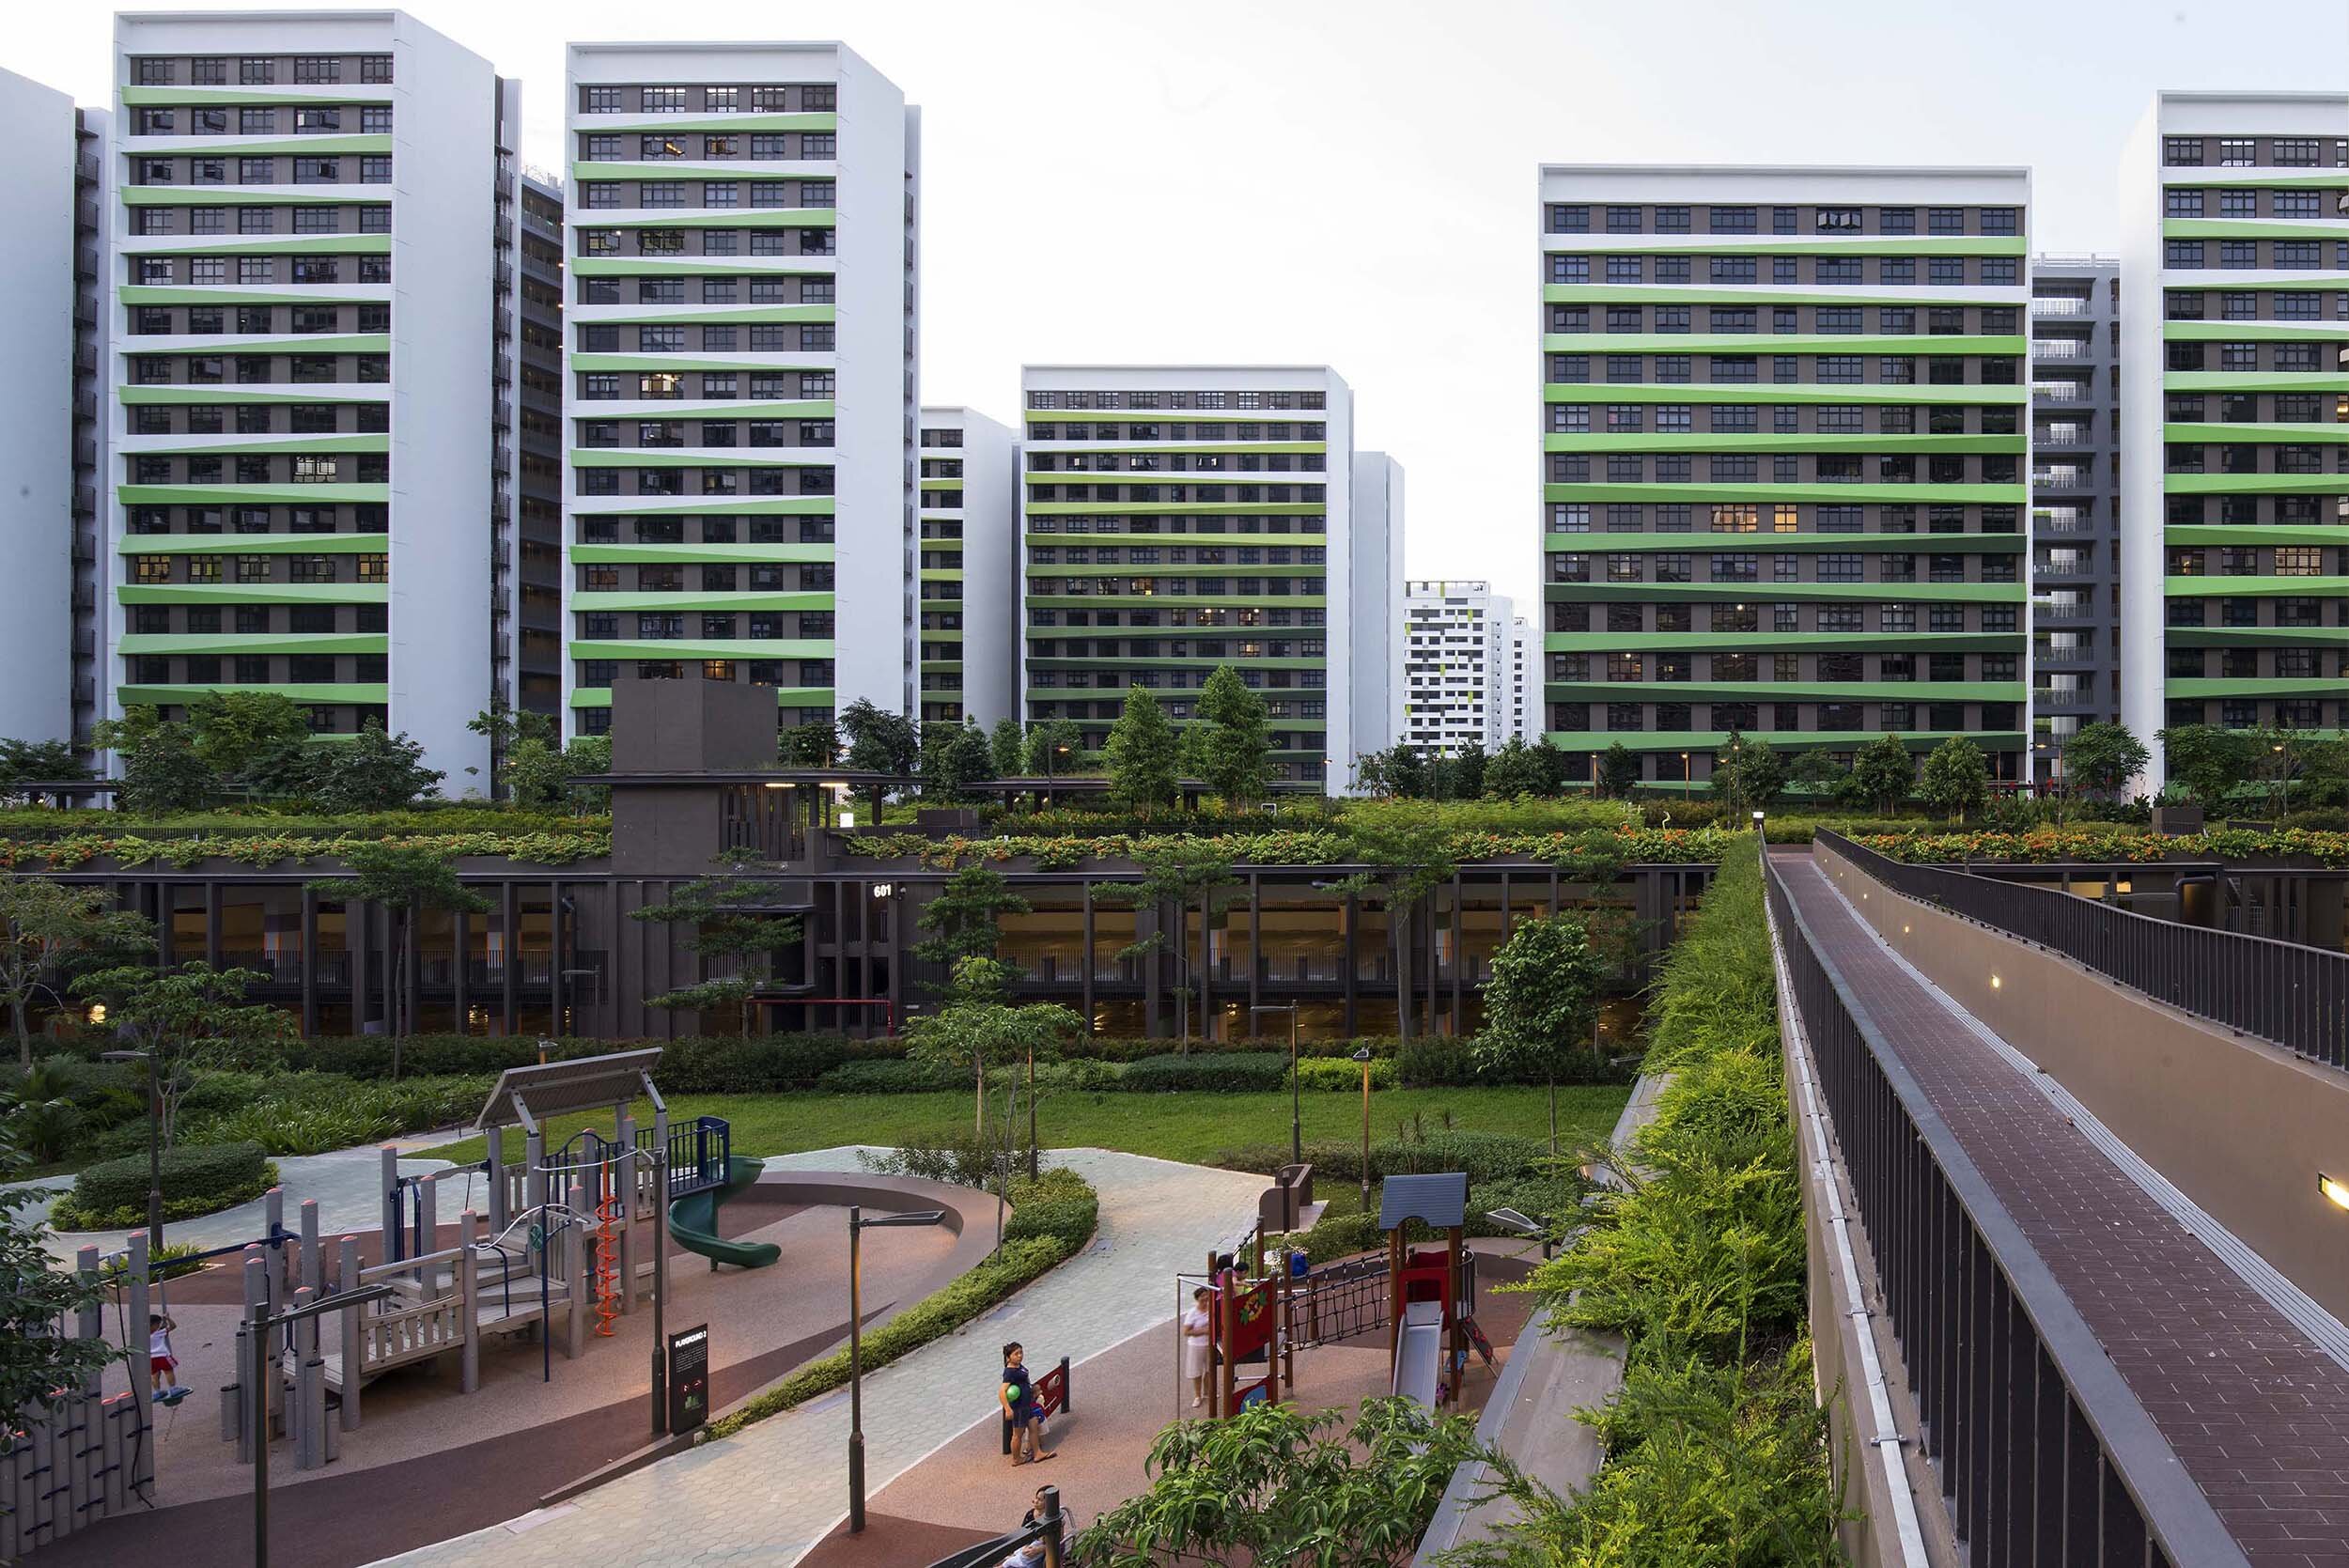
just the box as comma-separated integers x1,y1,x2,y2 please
414,1084,1629,1171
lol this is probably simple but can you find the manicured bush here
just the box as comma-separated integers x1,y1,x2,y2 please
817,1057,968,1094
65,1141,278,1227
1217,1130,1548,1186
1001,1166,1098,1250
1121,1051,1291,1094
1292,1056,1395,1092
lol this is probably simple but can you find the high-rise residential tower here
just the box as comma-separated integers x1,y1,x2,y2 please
562,42,918,741
1019,365,1362,790
2029,254,2123,781
1538,166,2034,787
917,406,1018,727
109,10,517,781
1401,580,1513,756
2120,94,2349,784
493,92,568,749
0,68,94,753
1349,452,1405,760
1505,613,1537,745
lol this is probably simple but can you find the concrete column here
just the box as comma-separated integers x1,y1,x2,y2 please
337,1235,364,1433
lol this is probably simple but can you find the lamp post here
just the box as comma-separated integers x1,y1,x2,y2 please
2272,740,2289,822
1679,751,1689,792
100,1047,163,1256
1352,1046,1374,1213
1251,1003,1302,1166
250,1282,393,1566
1751,809,1766,836
848,1205,946,1533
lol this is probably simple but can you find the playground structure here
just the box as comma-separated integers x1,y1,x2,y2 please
1186,1169,1492,1419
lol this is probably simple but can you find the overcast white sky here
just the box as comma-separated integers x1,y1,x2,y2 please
13,1,2345,605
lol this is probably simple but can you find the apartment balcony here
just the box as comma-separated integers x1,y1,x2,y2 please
2031,686,2096,710
2030,297,2091,318
2032,383,2089,406
2033,467,2092,489
2032,512,2094,536
2033,605,2094,625
2032,339,2092,361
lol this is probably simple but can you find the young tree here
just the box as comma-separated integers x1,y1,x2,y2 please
1482,736,1549,800
2155,722,2254,812
904,957,1081,1177
70,962,288,1146
560,735,614,811
303,722,444,812
1105,686,1180,817
1595,742,1641,801
628,855,801,1036
466,702,555,797
839,698,919,778
498,735,570,810
1448,740,1489,801
988,718,1026,778
0,881,152,1074
1353,742,1427,800
1072,1398,1497,1567
185,691,315,786
919,719,991,798
2061,721,2149,802
98,713,221,815
0,739,87,788
1192,664,1274,808
1092,845,1238,1052
911,864,1032,996
1786,747,1841,800
779,717,841,768
1917,735,1992,824
1841,733,1916,816
1476,913,1609,1157
306,845,489,1070
1022,718,1087,776
1708,730,1787,819
0,1101,117,1417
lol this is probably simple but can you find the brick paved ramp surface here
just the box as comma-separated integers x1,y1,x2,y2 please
368,1147,1265,1568
1778,850,2349,1566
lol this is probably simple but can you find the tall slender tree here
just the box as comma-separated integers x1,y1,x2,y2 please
630,853,802,1036
0,880,152,1073
306,845,489,1072
1106,686,1181,817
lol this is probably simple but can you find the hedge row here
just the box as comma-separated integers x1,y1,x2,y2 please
704,1167,1097,1442
70,1140,276,1219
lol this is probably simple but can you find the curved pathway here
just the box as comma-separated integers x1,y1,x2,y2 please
370,1147,1265,1568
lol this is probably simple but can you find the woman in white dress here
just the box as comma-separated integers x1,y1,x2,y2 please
1181,1286,1213,1406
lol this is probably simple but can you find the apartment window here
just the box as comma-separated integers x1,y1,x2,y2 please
1928,207,1965,236
2164,137,2204,165
642,86,686,113
1981,209,2018,236
1547,204,1589,233
293,56,340,84
2166,190,2205,218
2274,138,2320,166
361,157,391,184
1709,206,1756,233
2217,138,2256,166
360,54,393,84
1606,205,1641,233
582,86,622,113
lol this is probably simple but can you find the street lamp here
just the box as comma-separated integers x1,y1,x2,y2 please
2272,740,2289,822
1352,1047,1374,1213
848,1205,946,1533
100,1048,163,1256
1751,810,1766,835
1679,751,1690,792
1251,1003,1302,1166
250,1282,394,1566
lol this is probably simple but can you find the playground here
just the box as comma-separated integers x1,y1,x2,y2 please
24,1053,991,1568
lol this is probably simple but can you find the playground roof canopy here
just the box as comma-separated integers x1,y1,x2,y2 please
472,1048,664,1131
1379,1172,1469,1232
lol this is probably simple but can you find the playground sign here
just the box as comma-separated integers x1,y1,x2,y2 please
668,1324,710,1433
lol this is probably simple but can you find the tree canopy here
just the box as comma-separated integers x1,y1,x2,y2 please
1917,736,1992,824
1106,686,1181,816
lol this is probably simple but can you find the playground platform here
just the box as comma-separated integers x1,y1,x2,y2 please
798,1239,1546,1568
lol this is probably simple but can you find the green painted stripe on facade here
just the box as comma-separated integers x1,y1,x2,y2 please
118,683,387,704
1537,729,2026,754
120,234,393,258
120,387,380,406
2159,321,2349,343
1542,333,2025,355
2160,171,2349,189
1027,656,1324,671
1021,533,1328,548
123,187,351,208
1541,285,2016,307
1542,431,2025,455
128,434,389,458
2164,423,2349,443
1031,442,1329,457
568,449,824,470
2169,676,2348,698
117,583,385,605
2166,473,2349,495
570,258,832,278
1545,630,2018,654
117,286,377,306
580,304,838,326
118,483,388,506
569,354,829,373
135,134,393,157
1543,481,2027,505
578,114,836,134
2165,524,2349,547
1545,382,2029,406
1543,237,2027,256
571,592,832,613
2169,627,2349,646
618,208,835,230
2164,371,2349,394
570,542,833,565
1549,680,2023,703
1543,532,2023,554
119,532,389,555
117,632,386,656
1022,564,1325,581
2165,575,2349,597
1024,503,1328,518
2162,218,2349,240
575,497,834,517
1545,581,2023,603
1026,595,1328,610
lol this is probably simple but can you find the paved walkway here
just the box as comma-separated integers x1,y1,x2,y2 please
1778,850,2349,1566
368,1147,1265,1568
27,1141,456,1265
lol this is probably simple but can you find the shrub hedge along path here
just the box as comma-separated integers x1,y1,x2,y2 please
377,1147,1267,1568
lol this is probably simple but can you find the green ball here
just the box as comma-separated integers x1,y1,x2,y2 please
1003,1383,1020,1405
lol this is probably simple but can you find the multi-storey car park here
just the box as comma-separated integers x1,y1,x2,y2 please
916,406,1018,726
2028,255,2123,782
561,41,918,741
2120,94,2349,782
1019,365,1361,790
107,10,514,781
1537,166,2036,789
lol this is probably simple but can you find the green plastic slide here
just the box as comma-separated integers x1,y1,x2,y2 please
668,1155,781,1268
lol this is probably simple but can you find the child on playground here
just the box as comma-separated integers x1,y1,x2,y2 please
999,1343,1056,1467
1181,1286,1212,1406
148,1313,191,1405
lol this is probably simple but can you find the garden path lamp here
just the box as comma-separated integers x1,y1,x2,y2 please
1252,1002,1302,1165
1353,1047,1375,1211
848,1206,946,1533
251,1282,393,1567
100,1047,163,1256
1751,809,1766,835
2322,1173,2349,1213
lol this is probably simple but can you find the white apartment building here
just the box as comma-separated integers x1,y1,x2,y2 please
562,42,917,738
1506,613,1537,745
917,406,1019,727
1349,452,1405,760
1402,580,1514,755
109,10,513,782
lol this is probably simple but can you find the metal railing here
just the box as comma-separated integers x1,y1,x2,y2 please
1816,829,2349,1071
1764,853,2252,1567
